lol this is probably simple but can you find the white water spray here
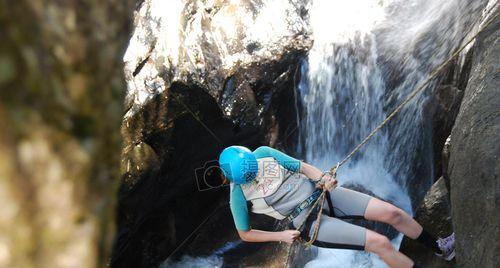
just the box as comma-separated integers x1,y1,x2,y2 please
299,0,487,267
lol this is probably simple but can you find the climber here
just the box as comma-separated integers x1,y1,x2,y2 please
219,145,455,268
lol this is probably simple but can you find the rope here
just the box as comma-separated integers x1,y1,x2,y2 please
294,6,500,248
298,190,326,247
293,166,337,248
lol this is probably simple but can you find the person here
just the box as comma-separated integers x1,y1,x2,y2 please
218,145,455,268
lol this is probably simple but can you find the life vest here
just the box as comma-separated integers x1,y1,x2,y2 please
239,157,295,220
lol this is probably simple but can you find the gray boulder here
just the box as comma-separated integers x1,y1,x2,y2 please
448,12,499,268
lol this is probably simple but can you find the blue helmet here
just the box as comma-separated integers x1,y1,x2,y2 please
219,146,258,184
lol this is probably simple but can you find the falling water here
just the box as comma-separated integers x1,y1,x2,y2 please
298,0,489,267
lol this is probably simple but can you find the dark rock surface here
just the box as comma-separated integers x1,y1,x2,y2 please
400,177,455,268
447,13,499,268
161,202,293,267
112,1,312,267
426,50,473,181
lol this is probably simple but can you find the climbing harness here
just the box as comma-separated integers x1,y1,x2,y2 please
292,164,339,248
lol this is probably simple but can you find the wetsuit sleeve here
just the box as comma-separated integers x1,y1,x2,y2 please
230,184,250,231
253,146,301,172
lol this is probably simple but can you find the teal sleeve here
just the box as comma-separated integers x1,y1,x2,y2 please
253,146,301,172
230,184,250,231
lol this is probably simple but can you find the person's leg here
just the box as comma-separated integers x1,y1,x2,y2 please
311,214,415,268
363,198,443,253
318,187,423,267
328,187,446,257
364,198,422,239
311,214,367,250
325,187,372,219
365,229,414,268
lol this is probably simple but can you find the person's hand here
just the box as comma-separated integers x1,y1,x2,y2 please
279,230,300,244
321,173,337,191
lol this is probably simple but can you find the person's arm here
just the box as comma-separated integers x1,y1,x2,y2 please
299,161,323,181
238,229,300,244
230,184,300,244
301,162,337,190
253,146,336,189
252,146,322,180
253,146,301,172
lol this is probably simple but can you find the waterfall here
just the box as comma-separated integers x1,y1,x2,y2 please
298,0,488,267
159,0,492,267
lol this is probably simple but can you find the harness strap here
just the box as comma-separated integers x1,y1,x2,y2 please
287,188,322,221
325,191,334,217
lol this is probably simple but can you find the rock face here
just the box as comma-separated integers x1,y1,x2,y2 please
123,0,311,122
447,13,499,268
113,1,312,267
400,177,454,268
0,1,134,267
426,51,472,181
404,12,499,268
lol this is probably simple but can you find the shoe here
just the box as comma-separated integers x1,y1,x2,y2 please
436,232,456,261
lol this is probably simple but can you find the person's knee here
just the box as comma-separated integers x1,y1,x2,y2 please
377,235,393,254
384,205,404,226
366,232,393,255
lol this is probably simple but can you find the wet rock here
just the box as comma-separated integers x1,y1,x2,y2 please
123,0,312,120
448,12,500,268
286,242,318,268
441,137,452,195
400,177,454,268
114,1,311,267
425,47,473,181
384,45,473,210
114,84,252,268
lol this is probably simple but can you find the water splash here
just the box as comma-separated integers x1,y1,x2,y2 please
308,0,386,45
299,0,487,267
160,241,241,268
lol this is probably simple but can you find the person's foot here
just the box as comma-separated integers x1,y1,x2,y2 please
436,232,455,261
